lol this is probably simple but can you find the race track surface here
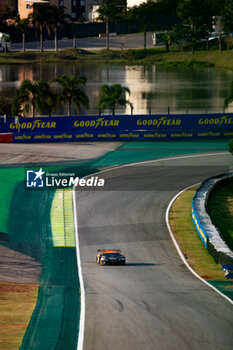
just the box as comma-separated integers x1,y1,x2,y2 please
76,154,233,350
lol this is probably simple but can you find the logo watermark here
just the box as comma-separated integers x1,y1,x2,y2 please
27,168,45,188
26,168,105,189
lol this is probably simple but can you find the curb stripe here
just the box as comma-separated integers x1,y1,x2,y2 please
51,189,76,247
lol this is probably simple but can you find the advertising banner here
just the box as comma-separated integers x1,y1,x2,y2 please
0,113,233,142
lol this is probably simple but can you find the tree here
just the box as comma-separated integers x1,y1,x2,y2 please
224,81,233,108
160,31,174,52
51,75,89,116
30,4,50,52
15,17,30,52
221,0,233,35
12,79,55,117
97,0,119,50
48,5,70,52
128,1,158,50
11,89,24,117
0,96,13,116
71,23,78,48
98,84,132,115
156,0,180,17
221,0,233,50
173,24,189,51
177,0,213,53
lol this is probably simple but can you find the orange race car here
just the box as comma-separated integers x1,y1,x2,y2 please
96,249,126,265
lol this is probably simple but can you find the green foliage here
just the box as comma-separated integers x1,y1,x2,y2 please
97,0,119,23
15,17,30,33
11,89,24,117
97,0,120,49
177,0,213,53
221,0,233,34
47,5,71,51
128,0,158,49
30,3,50,52
160,31,174,52
172,24,190,50
0,96,12,117
51,75,89,116
15,17,30,52
156,0,180,17
12,79,55,117
129,0,157,26
98,84,132,115
207,178,233,251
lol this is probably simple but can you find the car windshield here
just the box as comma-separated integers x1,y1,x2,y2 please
103,253,121,258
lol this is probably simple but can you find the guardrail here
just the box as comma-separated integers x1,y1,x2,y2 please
192,173,233,266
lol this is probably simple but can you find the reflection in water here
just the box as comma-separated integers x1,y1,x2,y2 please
0,63,232,116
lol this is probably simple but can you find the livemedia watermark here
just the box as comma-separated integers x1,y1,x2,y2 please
26,168,105,189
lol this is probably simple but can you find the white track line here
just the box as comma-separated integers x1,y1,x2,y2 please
166,185,233,306
73,189,86,350
74,150,232,350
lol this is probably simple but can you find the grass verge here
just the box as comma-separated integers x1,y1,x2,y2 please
1,48,233,70
206,177,233,251
169,185,226,280
0,282,39,350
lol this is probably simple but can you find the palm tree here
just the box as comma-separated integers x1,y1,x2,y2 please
48,5,70,51
15,17,30,52
98,84,132,115
71,23,78,48
30,4,49,52
12,79,55,117
97,0,119,50
51,75,89,116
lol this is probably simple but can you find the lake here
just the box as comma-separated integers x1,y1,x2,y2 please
0,62,233,116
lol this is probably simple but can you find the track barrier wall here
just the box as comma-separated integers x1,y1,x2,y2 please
1,113,233,142
192,174,233,266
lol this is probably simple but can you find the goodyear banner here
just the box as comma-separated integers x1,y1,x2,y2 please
0,113,233,142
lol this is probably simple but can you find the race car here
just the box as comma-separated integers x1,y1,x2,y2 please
96,249,126,265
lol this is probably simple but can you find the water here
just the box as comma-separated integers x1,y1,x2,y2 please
0,62,233,116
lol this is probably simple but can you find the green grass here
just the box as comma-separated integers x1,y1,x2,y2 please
206,177,233,251
169,185,226,280
1,48,233,70
0,168,25,234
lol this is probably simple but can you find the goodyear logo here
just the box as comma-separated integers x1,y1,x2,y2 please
74,118,119,128
10,120,56,130
199,115,233,126
136,117,181,127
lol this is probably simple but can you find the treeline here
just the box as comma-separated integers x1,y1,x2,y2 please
0,0,232,52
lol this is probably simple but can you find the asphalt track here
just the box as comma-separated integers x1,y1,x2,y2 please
76,153,233,350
